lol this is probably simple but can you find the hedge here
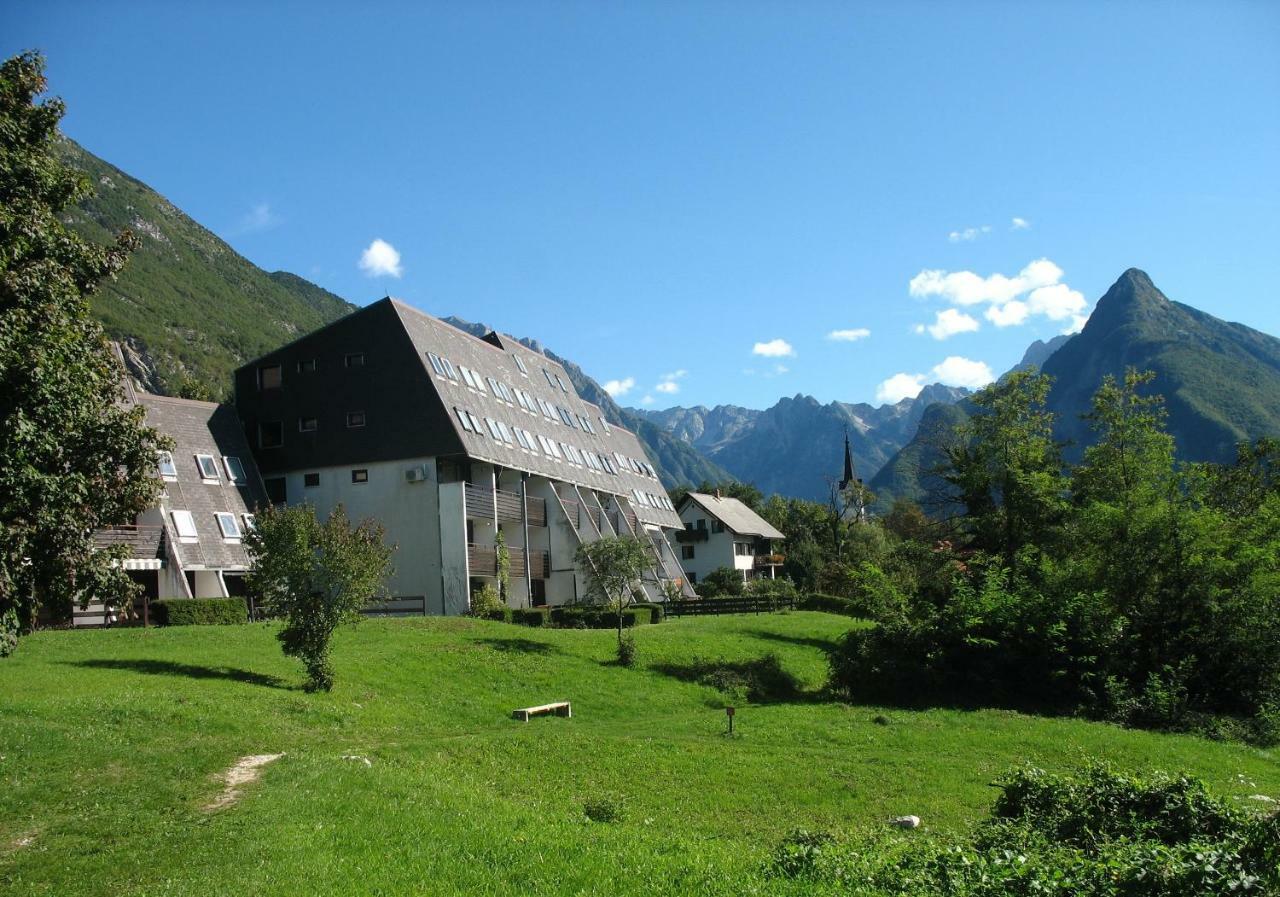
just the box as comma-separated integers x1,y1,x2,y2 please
798,593,862,617
153,597,248,626
629,602,665,624
511,607,550,627
549,606,642,629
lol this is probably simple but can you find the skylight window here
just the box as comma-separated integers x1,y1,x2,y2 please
513,354,528,375
157,450,177,480
556,375,569,393
487,377,502,399
467,411,484,434
455,407,475,432
171,510,198,540
484,417,503,440
427,352,447,376
543,369,557,388
514,428,532,451
441,357,459,380
215,512,241,540
195,454,220,480
496,420,514,444
223,456,246,483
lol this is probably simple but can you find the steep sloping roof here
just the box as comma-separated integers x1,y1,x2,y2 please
141,394,268,570
680,493,785,540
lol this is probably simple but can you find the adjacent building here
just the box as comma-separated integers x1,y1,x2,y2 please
674,492,785,586
80,390,268,625
233,298,691,615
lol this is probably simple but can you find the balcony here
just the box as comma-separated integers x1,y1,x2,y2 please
93,525,164,560
754,553,786,568
464,483,547,527
675,528,709,544
467,544,551,579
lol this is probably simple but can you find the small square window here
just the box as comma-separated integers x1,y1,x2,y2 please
351,469,369,484
304,472,320,488
215,512,241,539
195,454,220,480
299,417,318,433
259,421,283,449
682,545,695,560
157,451,177,479
344,353,365,368
223,456,246,483
259,364,282,390
296,359,317,373
346,411,366,428
171,510,198,540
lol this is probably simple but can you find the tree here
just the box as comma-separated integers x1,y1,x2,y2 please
245,504,394,691
574,536,650,648
0,52,166,647
942,370,1066,570
699,566,745,597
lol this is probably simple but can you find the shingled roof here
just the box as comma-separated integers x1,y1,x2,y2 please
679,492,785,540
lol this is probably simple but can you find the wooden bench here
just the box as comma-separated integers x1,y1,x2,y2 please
512,701,572,722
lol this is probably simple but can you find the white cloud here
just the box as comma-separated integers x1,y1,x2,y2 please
661,369,688,381
773,363,789,375
603,377,635,397
876,356,995,404
1063,314,1089,335
876,373,927,403
931,356,995,389
1011,217,1031,230
752,338,794,358
237,202,280,234
358,238,403,278
639,394,655,406
827,328,871,342
655,380,680,394
909,258,1064,306
917,308,980,340
947,225,991,243
1026,283,1087,321
985,300,1029,327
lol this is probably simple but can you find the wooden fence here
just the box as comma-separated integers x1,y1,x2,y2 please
663,595,796,617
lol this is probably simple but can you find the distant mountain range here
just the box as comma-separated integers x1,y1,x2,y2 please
64,139,1279,501
870,269,1280,508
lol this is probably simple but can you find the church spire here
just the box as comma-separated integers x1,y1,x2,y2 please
838,428,855,491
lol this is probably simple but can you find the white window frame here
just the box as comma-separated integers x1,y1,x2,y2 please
427,352,447,376
456,407,475,433
215,512,241,540
171,510,198,541
195,454,220,481
223,455,246,483
513,354,528,375
157,450,177,480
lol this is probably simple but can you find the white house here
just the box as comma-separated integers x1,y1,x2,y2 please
233,298,691,614
674,491,785,586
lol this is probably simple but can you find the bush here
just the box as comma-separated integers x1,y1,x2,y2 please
583,794,626,823
549,605,641,629
629,601,664,623
0,608,18,657
799,593,860,616
153,597,248,626
617,632,637,667
746,577,799,606
511,607,549,627
698,567,745,597
468,584,508,621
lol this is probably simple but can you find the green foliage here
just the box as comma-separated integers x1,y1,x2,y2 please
152,598,248,626
627,602,665,624
744,576,799,605
617,632,637,667
0,52,169,641
815,562,907,622
468,583,507,620
493,529,511,602
548,605,642,629
0,607,17,657
582,794,626,824
510,607,549,627
653,653,802,703
698,566,745,597
245,503,394,691
767,764,1279,896
574,536,651,644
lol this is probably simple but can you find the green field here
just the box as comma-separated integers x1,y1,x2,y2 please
2,612,1277,896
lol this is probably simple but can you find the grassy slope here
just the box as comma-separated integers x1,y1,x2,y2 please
2,613,1276,896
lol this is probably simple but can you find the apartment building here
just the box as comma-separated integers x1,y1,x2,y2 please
674,491,785,586
233,298,691,615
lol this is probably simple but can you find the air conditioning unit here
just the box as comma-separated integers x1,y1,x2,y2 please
405,466,429,483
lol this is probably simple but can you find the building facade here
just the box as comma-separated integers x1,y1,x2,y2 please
233,298,690,615
674,492,785,586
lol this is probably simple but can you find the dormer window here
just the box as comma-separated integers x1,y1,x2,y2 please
215,512,241,540
157,451,177,480
223,456,246,483
195,454,220,481
171,510,198,541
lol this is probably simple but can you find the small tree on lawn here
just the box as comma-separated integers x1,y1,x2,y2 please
575,536,650,649
245,504,394,692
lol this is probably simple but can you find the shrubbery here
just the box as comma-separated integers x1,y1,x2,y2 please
548,605,642,629
510,607,549,627
766,764,1280,896
153,597,248,626
467,584,509,621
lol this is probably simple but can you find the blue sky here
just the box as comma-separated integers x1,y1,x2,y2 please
6,1,1279,410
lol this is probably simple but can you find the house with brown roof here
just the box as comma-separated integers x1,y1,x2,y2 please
233,298,690,615
674,492,785,587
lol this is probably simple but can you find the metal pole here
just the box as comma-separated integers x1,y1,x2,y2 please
520,473,532,608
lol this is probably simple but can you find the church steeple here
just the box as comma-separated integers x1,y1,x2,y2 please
838,429,856,491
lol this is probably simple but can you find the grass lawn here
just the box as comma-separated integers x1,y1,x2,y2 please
1,611,1277,895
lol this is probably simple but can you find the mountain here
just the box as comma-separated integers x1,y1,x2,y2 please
61,137,356,397
631,385,970,502
870,268,1280,509
440,317,732,489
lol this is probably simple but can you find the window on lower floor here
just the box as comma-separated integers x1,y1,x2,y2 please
351,469,368,484
258,364,282,390
264,477,286,504
344,353,365,368
304,472,320,488
299,416,318,433
259,421,283,449
223,456,246,483
688,571,697,584
346,411,366,428
681,545,695,560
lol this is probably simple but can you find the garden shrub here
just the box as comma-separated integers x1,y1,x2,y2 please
153,597,248,626
511,607,549,627
698,566,744,597
654,653,801,703
629,601,664,623
548,606,640,629
765,763,1280,896
617,632,637,667
468,584,508,621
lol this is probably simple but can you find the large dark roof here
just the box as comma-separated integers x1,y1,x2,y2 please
236,298,681,528
141,394,268,569
679,492,785,540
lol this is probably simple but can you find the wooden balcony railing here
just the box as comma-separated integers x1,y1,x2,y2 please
754,553,786,567
93,525,164,559
467,544,551,579
464,483,547,527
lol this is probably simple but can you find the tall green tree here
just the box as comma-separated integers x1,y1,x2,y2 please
575,536,650,647
943,370,1067,569
245,504,395,691
0,52,166,647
